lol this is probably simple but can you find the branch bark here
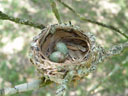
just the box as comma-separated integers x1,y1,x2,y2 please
0,79,52,96
0,80,41,96
95,41,128,66
0,11,45,29
56,0,128,39
105,41,128,58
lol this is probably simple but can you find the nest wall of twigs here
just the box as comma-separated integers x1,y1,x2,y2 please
30,23,98,84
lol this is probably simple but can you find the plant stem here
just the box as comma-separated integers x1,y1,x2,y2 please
49,0,62,24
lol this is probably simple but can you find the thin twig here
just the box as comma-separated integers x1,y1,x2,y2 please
49,0,62,24
56,0,128,39
87,65,120,95
0,11,45,29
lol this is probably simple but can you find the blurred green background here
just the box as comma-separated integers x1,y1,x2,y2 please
0,0,128,96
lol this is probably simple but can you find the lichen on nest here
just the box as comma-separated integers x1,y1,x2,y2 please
30,23,99,84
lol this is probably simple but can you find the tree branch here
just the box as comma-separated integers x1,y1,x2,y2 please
0,11,45,29
0,79,52,96
96,41,128,65
56,0,128,39
106,41,128,57
0,80,41,96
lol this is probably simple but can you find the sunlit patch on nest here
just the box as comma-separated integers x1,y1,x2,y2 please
30,23,98,84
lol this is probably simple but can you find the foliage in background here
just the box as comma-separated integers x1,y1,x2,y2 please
0,0,128,96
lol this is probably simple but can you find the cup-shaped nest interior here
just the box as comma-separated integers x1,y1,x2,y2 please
38,26,90,64
30,25,93,83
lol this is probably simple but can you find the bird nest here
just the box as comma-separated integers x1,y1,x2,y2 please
30,23,98,84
